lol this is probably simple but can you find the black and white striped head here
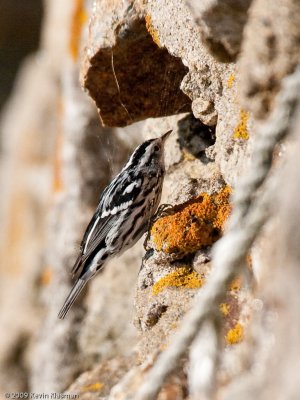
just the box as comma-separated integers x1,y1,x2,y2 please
126,130,172,172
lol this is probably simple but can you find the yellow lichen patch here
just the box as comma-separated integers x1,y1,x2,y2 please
233,109,250,140
219,302,230,316
69,0,88,61
227,74,235,88
182,148,196,161
152,267,203,295
170,322,178,330
228,276,242,292
81,382,104,392
40,266,53,286
145,14,161,47
225,323,244,345
151,186,231,256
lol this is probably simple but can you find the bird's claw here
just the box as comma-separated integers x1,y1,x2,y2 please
143,231,152,251
153,203,174,221
143,203,174,251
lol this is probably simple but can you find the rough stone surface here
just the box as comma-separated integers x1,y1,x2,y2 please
30,67,120,392
137,0,252,185
222,107,300,400
109,357,188,400
140,0,227,125
257,107,300,400
66,357,135,398
81,0,191,126
239,0,300,118
77,247,142,366
186,0,252,62
0,0,299,397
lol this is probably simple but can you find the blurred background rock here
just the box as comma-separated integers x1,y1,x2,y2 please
0,0,143,393
0,0,43,110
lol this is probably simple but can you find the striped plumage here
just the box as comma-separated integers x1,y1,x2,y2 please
58,130,172,319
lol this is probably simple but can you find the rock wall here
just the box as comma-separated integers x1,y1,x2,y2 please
0,0,299,398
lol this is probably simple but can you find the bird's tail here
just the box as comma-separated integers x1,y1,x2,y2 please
58,279,86,319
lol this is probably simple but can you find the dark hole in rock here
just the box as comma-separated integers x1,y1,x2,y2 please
141,248,155,265
145,303,168,329
170,254,195,265
211,228,220,238
177,113,216,162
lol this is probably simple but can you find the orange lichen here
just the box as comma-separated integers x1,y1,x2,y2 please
219,302,230,316
214,187,232,230
227,74,235,88
40,266,53,286
145,14,162,47
69,0,88,61
233,109,250,140
152,267,203,295
81,382,104,392
151,186,231,256
225,322,244,344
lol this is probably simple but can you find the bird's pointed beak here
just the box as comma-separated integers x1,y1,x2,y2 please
161,130,172,141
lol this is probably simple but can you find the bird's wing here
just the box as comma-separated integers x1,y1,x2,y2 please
72,172,143,279
71,213,116,278
100,171,143,216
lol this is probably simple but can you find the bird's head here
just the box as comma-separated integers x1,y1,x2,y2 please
128,130,172,171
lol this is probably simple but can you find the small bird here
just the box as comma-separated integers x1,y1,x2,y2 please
58,130,172,319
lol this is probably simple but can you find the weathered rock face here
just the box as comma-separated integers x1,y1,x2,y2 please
0,6,64,390
81,1,191,126
186,0,253,62
240,0,300,118
0,0,299,398
256,106,300,400
0,0,43,109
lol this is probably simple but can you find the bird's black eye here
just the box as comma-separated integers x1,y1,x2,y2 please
154,145,160,152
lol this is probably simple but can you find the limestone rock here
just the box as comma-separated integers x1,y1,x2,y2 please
186,0,252,62
108,356,188,400
81,0,191,127
239,0,300,118
140,0,227,125
77,247,142,366
0,22,65,395
138,1,251,185
1,0,299,397
66,357,135,399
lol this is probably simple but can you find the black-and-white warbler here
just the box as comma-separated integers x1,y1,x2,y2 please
58,130,172,319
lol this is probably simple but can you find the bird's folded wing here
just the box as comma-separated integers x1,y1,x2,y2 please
71,214,117,278
71,172,141,279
